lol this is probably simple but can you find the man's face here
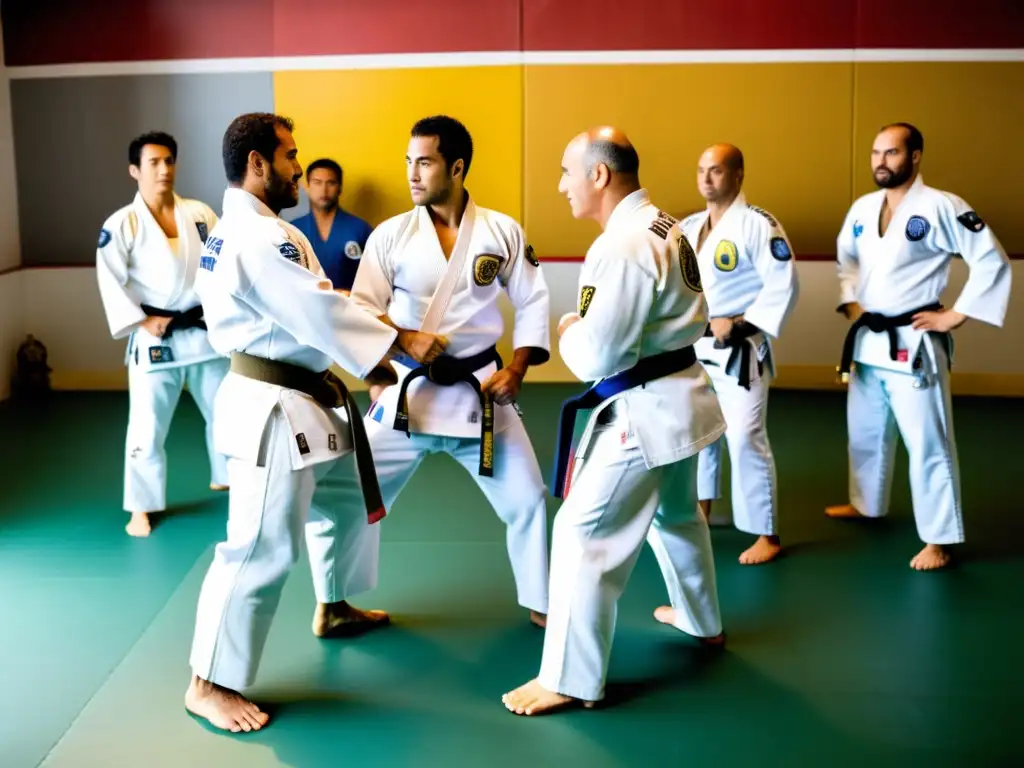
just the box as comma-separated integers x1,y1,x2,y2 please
696,148,740,203
871,127,915,189
307,167,340,211
265,125,303,211
130,144,175,195
406,135,456,206
557,138,597,220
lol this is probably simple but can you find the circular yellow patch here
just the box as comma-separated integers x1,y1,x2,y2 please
714,240,738,272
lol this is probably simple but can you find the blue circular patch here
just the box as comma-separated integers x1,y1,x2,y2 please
97,228,111,248
769,236,791,261
905,215,930,242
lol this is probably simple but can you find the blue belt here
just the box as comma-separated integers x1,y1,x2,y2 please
550,345,697,498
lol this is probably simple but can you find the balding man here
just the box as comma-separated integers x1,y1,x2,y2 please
502,127,727,716
680,144,799,565
827,122,1011,571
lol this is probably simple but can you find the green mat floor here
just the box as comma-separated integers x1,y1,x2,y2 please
1,387,1021,767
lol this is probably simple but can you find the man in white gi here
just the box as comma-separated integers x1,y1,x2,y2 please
681,143,799,565
183,113,426,733
350,115,551,627
96,131,229,538
503,127,727,716
827,122,1011,571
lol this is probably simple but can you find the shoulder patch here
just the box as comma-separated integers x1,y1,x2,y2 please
957,210,986,233
905,215,931,242
749,206,778,228
578,285,596,317
344,240,362,260
195,221,208,242
714,240,738,272
98,228,112,248
852,220,864,238
677,232,702,292
525,243,540,267
770,237,792,261
278,242,302,264
648,210,677,240
473,253,501,286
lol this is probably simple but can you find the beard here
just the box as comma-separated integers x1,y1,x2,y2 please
873,161,912,189
265,168,299,213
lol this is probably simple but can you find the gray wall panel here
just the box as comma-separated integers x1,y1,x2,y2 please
11,72,275,266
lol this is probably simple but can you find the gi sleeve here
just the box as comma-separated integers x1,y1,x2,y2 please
559,237,654,382
95,213,147,339
741,212,799,338
241,235,398,378
349,225,395,317
498,220,551,362
835,206,861,311
936,195,1012,327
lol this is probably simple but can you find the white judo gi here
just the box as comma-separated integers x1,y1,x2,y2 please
349,195,551,615
187,188,398,691
681,196,799,536
836,174,1011,545
539,189,727,702
96,192,230,514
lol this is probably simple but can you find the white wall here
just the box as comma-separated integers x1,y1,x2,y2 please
17,259,1023,397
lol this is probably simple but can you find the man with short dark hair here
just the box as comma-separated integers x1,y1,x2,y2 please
96,131,228,538
827,122,1011,570
349,114,552,627
183,112,427,733
289,158,373,294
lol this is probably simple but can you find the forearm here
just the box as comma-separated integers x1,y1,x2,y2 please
508,347,535,377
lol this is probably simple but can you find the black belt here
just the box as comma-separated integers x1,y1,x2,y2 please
141,304,206,338
551,345,697,499
393,345,503,477
229,351,387,524
701,321,762,390
837,302,942,381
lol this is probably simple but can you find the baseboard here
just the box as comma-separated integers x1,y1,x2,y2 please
32,364,1024,398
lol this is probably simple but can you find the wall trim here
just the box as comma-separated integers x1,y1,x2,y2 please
6,48,1023,79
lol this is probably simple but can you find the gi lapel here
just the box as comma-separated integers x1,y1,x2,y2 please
418,196,477,335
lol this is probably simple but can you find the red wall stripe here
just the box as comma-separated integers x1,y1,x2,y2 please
4,0,1021,66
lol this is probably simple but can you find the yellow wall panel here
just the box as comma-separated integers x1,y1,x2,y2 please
852,62,1024,253
523,63,854,258
274,67,524,226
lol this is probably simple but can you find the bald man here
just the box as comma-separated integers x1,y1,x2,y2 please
828,123,1011,570
680,144,799,565
502,127,727,716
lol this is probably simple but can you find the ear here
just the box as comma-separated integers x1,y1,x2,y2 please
248,150,265,177
128,165,140,181
451,158,464,180
592,162,611,189
912,149,922,166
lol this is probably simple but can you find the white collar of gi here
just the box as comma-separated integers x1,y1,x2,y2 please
605,187,651,231
222,187,279,219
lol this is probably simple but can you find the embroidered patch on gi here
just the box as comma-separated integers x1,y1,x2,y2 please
648,210,676,240
296,433,310,455
770,237,792,261
905,215,930,242
677,232,702,292
957,210,986,232
896,349,908,363
749,206,778,228
98,228,111,248
149,346,174,364
525,244,539,267
278,242,302,264
714,240,738,272
579,285,596,317
473,253,501,286
469,412,478,424
344,240,362,259
853,221,864,238
195,222,208,241
199,255,217,272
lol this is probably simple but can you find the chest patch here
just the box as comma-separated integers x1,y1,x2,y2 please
905,215,930,242
579,285,596,317
677,232,702,292
714,240,738,272
473,253,501,286
344,240,362,259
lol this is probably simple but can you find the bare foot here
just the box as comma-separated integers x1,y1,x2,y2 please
313,600,390,638
739,535,781,565
184,675,269,733
502,679,594,716
125,512,152,537
825,503,865,519
530,610,546,628
654,606,726,648
209,483,229,492
910,544,951,571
